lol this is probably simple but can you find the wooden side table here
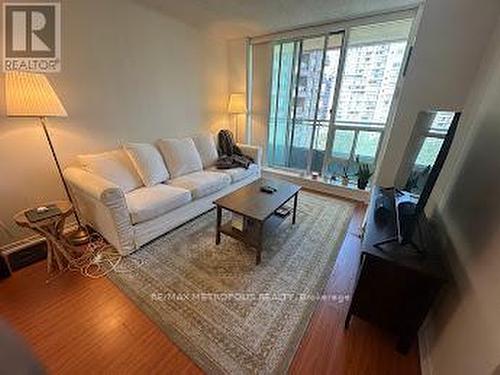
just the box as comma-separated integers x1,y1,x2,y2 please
14,201,75,276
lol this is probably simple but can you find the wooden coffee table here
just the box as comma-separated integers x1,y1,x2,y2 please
214,178,301,264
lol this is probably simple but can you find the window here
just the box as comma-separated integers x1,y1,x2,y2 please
415,137,444,167
415,111,454,167
403,111,457,194
355,131,382,163
265,16,414,183
332,130,355,159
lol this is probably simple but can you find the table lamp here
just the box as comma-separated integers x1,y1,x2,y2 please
5,71,89,245
228,93,246,142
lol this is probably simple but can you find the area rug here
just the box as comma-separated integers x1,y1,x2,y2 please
108,191,354,374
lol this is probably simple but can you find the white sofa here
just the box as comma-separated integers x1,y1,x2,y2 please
64,133,262,256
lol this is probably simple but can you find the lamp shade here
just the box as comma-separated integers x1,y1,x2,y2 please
228,93,246,114
5,71,67,118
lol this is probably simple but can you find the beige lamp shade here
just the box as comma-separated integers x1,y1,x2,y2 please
228,93,246,114
5,71,67,118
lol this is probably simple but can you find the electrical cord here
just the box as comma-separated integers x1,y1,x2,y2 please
65,232,144,278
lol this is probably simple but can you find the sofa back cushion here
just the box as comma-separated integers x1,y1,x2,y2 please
157,138,203,178
123,142,169,187
77,149,142,193
192,133,219,168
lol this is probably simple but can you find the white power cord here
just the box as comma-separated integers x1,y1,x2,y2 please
66,233,143,278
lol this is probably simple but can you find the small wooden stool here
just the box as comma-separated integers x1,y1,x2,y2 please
14,201,75,276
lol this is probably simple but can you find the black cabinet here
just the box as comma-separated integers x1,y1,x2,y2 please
0,254,11,279
345,186,446,353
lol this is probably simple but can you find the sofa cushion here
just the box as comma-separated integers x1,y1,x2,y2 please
78,149,142,193
125,184,192,224
209,164,260,183
169,171,231,199
157,138,203,178
123,142,169,187
192,133,219,168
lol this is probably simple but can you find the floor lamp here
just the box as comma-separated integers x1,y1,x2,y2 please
228,93,246,142
5,71,90,245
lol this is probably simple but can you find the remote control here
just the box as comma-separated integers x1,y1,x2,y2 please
260,185,276,194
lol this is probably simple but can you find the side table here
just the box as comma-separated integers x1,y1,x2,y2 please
14,201,76,276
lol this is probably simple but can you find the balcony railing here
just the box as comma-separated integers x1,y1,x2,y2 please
268,117,384,176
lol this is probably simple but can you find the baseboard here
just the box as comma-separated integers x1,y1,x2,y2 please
262,167,370,203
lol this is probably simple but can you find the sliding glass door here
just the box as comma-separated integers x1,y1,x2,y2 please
268,32,345,173
266,17,414,178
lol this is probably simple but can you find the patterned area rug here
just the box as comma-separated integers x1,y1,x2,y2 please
109,191,354,374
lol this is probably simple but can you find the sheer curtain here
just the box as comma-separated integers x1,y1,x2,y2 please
250,42,273,164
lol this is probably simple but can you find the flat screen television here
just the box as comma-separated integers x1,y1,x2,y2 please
376,110,461,252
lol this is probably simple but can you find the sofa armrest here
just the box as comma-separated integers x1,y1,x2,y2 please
63,167,135,255
64,166,122,202
238,144,263,166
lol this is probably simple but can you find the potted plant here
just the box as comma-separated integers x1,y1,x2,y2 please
340,165,350,186
355,156,373,190
404,165,431,193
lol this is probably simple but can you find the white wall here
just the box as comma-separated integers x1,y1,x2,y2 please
227,38,247,142
420,15,500,375
0,0,229,245
376,0,500,188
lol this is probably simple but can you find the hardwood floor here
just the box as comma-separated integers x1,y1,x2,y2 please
0,203,420,374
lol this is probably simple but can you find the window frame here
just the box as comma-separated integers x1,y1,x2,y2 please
249,6,422,179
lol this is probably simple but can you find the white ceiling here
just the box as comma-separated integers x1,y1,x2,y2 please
135,0,419,39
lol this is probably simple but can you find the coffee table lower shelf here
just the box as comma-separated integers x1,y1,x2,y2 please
217,212,291,265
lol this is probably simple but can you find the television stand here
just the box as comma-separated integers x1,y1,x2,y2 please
345,186,447,353
373,235,423,256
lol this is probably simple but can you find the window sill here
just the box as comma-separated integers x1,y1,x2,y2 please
262,167,371,203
